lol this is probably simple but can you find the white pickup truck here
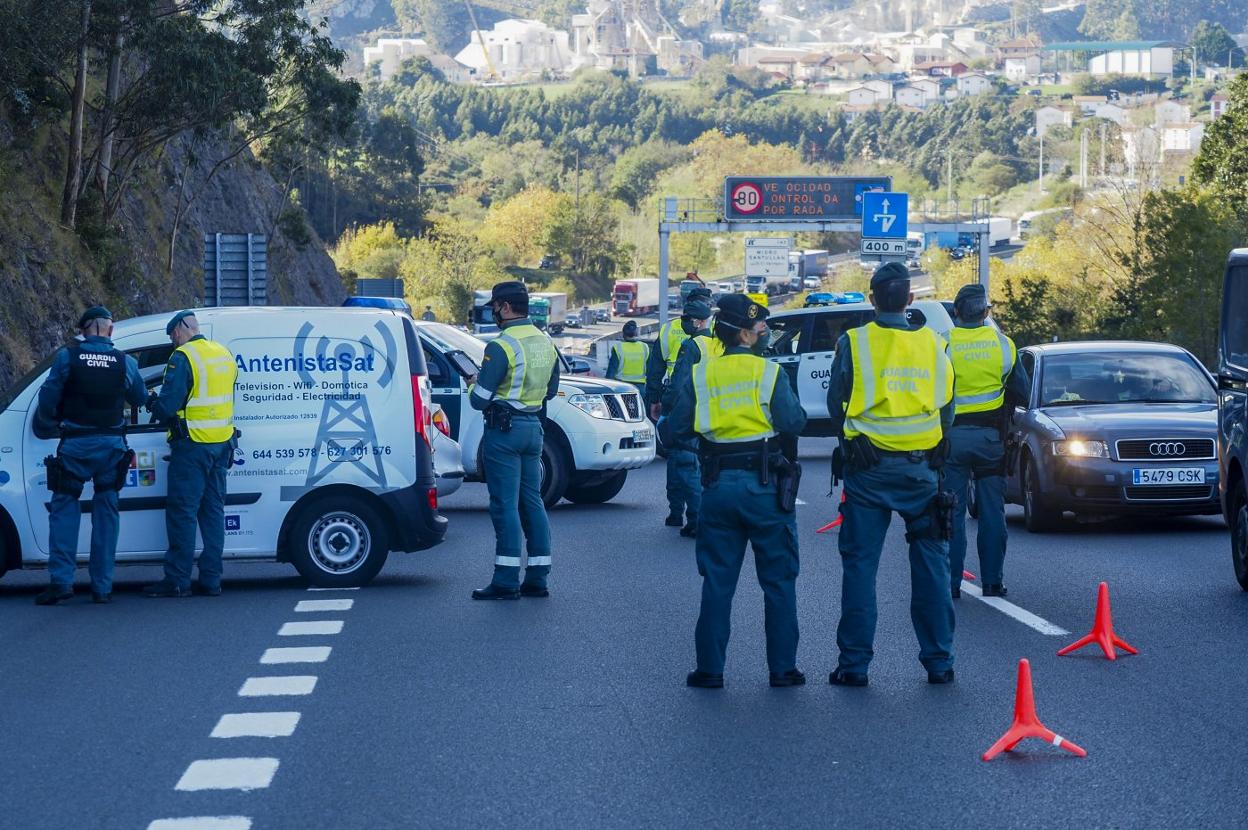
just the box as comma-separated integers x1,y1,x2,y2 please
413,322,655,506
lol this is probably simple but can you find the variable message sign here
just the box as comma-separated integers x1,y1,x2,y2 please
724,176,890,221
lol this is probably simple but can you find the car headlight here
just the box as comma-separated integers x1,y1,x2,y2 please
1052,439,1109,458
568,393,609,419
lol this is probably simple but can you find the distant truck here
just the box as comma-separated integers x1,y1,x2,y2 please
531,291,568,335
788,249,829,280
679,277,707,307
471,289,498,334
613,278,660,316
988,216,1013,248
746,273,790,296
1018,208,1073,239
924,229,976,251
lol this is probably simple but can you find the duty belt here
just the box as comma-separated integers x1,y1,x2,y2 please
877,447,935,463
715,451,785,471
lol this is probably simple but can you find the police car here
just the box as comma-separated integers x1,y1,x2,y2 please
412,321,655,507
763,300,955,436
0,307,448,588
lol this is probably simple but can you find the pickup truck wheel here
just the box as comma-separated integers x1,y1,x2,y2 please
1022,455,1062,533
1231,483,1248,591
540,437,570,508
287,494,390,587
564,470,628,505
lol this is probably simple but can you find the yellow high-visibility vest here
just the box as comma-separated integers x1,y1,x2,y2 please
658,319,688,380
690,333,725,367
175,338,237,444
947,326,1017,415
693,353,781,443
491,323,558,412
844,322,952,452
611,340,649,383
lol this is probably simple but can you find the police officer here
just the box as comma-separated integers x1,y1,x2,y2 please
645,286,713,420
661,294,807,688
945,283,1029,599
143,311,238,598
35,307,146,605
658,298,715,536
605,320,650,395
826,262,956,686
469,281,560,600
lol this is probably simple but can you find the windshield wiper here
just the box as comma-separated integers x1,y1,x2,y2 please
1130,398,1209,404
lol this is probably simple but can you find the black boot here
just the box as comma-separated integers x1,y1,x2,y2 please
471,584,520,600
679,517,698,538
686,670,724,688
927,669,956,685
982,584,1009,598
143,581,191,598
35,586,73,606
770,669,806,687
664,512,684,527
828,668,869,687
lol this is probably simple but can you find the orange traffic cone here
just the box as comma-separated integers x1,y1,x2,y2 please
963,570,976,581
982,658,1087,761
1057,582,1138,661
816,492,847,533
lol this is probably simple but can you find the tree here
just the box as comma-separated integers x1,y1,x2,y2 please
545,193,623,279
1191,71,1248,208
477,186,570,265
1191,20,1240,68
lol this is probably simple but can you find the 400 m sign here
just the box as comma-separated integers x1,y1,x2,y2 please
723,176,890,222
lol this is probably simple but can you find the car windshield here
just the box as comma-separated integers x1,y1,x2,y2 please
1039,352,1215,407
418,322,487,368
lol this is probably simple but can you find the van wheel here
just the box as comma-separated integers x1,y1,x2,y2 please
540,437,570,508
1231,483,1248,592
287,495,390,587
565,470,627,505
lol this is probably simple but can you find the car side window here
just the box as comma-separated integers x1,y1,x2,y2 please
1225,265,1248,371
423,345,448,386
1020,351,1036,405
808,312,868,353
127,344,176,389
765,315,806,356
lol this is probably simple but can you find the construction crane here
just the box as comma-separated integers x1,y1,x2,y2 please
463,1,502,83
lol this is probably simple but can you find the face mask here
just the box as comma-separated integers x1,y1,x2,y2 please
681,317,700,336
750,325,770,356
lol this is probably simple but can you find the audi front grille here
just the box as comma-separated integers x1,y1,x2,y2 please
1115,438,1215,461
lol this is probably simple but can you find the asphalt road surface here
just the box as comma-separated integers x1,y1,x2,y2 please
1,440,1243,829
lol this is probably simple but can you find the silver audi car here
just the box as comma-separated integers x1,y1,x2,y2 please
1004,341,1220,531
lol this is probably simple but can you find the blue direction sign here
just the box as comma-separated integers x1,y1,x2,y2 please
860,191,909,239
723,176,890,221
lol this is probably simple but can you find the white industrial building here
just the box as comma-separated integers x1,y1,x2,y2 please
572,1,701,77
1045,41,1176,79
454,19,575,82
363,38,434,81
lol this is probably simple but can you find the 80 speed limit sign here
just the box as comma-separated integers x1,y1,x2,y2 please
729,181,762,215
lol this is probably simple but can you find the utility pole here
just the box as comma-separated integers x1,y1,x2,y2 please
946,148,953,208
1037,131,1044,195
1099,121,1107,179
1079,128,1088,188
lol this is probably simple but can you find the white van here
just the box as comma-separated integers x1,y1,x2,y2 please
0,307,448,588
411,321,656,506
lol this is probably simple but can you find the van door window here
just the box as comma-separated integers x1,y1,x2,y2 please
765,315,807,356
1225,265,1248,372
124,344,176,428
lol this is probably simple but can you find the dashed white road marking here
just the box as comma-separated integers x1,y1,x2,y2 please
148,818,252,830
306,586,359,591
277,620,344,636
211,712,301,739
961,581,1070,637
260,646,331,664
175,758,279,792
796,498,808,506
238,676,318,697
294,599,354,613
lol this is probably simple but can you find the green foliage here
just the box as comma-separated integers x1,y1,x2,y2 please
544,193,624,279
1079,0,1241,41
1192,20,1242,67
1071,75,1168,97
609,141,693,210
1191,71,1248,208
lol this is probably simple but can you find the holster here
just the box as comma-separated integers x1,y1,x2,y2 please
775,457,802,513
929,437,951,472
846,435,881,471
169,417,190,442
699,448,721,488
935,490,956,540
484,404,513,433
1004,431,1022,476
830,445,845,490
228,428,242,469
44,454,83,497
113,448,135,492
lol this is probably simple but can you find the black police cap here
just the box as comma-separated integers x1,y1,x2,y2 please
870,261,911,291
489,281,528,304
77,305,113,328
716,293,768,329
954,282,990,316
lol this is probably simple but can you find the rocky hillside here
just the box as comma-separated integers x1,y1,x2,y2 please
0,116,347,389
